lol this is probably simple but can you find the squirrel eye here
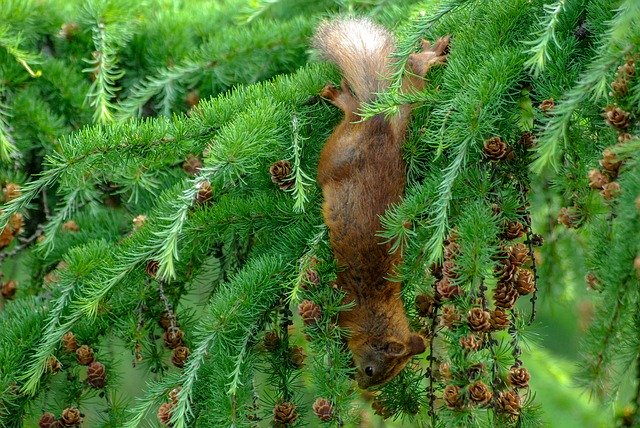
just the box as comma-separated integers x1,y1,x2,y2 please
365,366,374,376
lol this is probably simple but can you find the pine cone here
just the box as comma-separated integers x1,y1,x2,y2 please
443,385,462,408
515,268,535,295
600,149,622,176
497,390,521,416
305,269,320,286
618,133,633,144
60,407,82,427
0,226,14,248
467,363,486,381
508,366,531,389
87,361,107,388
467,308,491,332
436,278,461,299
519,131,536,149
442,260,459,279
182,154,202,175
47,356,62,374
263,331,280,351
132,214,147,230
298,300,322,326
444,241,460,259
495,259,517,283
289,346,306,369
172,346,190,368
269,160,294,190
163,328,184,349
539,98,554,112
502,221,524,240
157,402,173,425
416,294,436,317
557,206,581,228
3,182,21,202
9,212,23,234
146,260,159,278
490,309,511,331
494,282,519,309
185,90,200,108
62,220,80,232
610,78,628,97
75,345,94,365
273,401,298,426
459,334,483,352
38,412,59,428
312,398,334,422
158,311,174,330
62,332,78,353
585,272,600,290
196,181,213,204
509,243,530,266
483,137,511,161
1,280,17,299
588,169,609,190
440,305,461,329
169,387,181,404
604,105,631,129
468,381,492,406
439,361,452,380
601,181,621,200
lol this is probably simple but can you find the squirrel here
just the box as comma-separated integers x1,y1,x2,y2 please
313,18,450,388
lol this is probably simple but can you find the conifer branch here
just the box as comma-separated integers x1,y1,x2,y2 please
38,189,86,256
0,25,42,78
289,114,312,213
523,0,566,76
0,91,17,163
288,228,325,304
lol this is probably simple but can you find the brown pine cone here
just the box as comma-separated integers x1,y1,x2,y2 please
600,149,622,176
47,356,62,374
62,332,78,353
490,309,511,331
444,241,460,259
132,214,147,230
3,183,21,202
588,169,609,190
75,345,94,366
146,260,159,278
618,133,633,144
530,233,544,247
430,262,443,279
515,268,535,295
298,300,322,326
158,311,174,330
601,181,621,200
289,346,306,369
442,260,459,279
87,361,107,388
9,212,23,234
440,305,461,329
171,346,190,368
60,407,82,427
495,259,517,283
518,131,536,149
62,220,80,232
183,154,203,175
508,366,531,389
503,221,524,240
416,294,436,317
610,78,628,97
509,243,530,266
604,105,630,129
539,98,554,112
557,206,581,228
443,385,462,408
163,328,184,349
439,361,452,380
0,226,14,248
269,160,294,190
157,402,173,425
273,401,298,426
1,280,17,299
468,381,492,406
38,412,59,428
467,308,491,332
494,282,519,309
497,390,521,416
196,181,213,204
169,387,181,404
263,331,280,351
436,278,461,299
312,398,334,422
483,136,510,161
620,57,636,77
459,334,483,352
305,269,320,286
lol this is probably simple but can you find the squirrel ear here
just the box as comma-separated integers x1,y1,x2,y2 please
385,341,406,356
408,334,426,355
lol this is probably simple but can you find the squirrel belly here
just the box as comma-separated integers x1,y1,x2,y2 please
314,17,449,388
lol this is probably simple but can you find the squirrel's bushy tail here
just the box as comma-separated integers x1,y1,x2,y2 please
313,17,396,103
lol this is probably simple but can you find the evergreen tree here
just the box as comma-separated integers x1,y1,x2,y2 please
0,0,638,427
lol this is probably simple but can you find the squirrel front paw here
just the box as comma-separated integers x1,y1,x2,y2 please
320,80,359,114
407,35,451,77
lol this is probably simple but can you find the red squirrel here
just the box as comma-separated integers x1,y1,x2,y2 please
313,18,449,388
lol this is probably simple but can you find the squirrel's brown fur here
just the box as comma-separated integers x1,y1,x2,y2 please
314,17,450,388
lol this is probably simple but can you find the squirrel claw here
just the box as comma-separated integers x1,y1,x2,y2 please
408,35,451,77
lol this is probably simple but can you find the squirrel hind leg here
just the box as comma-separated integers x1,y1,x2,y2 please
321,80,359,114
405,35,451,89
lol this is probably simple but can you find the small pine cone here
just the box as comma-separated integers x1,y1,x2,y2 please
618,133,633,144
158,311,174,330
289,346,306,368
588,169,609,190
503,221,524,240
439,361,452,380
530,233,544,247
442,260,459,279
146,260,159,278
312,398,334,422
443,385,462,408
169,387,181,404
467,308,491,332
585,272,600,290
305,269,320,287
273,401,298,426
263,331,280,351
490,309,511,330
171,346,190,368
163,328,184,349
483,136,510,161
87,361,107,388
459,334,483,352
436,278,461,300
468,381,493,406
497,390,521,416
185,90,200,108
621,57,636,77
508,366,531,389
298,300,322,326
196,181,213,204
38,412,59,428
514,268,535,295
157,402,173,425
3,182,21,201
495,259,517,283
539,98,555,112
1,280,17,299
610,78,628,97
269,160,294,190
429,262,443,280
444,241,460,259
371,398,392,419
440,305,461,329
494,282,519,309
182,154,203,175
60,407,82,427
9,212,24,235
519,131,536,149
601,181,621,200
467,363,486,381
416,294,436,317
62,332,78,353
604,105,631,130
509,243,530,266
47,356,62,374
62,220,80,232
557,206,581,228
76,345,94,365
0,226,14,247
600,149,622,176
132,214,147,230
